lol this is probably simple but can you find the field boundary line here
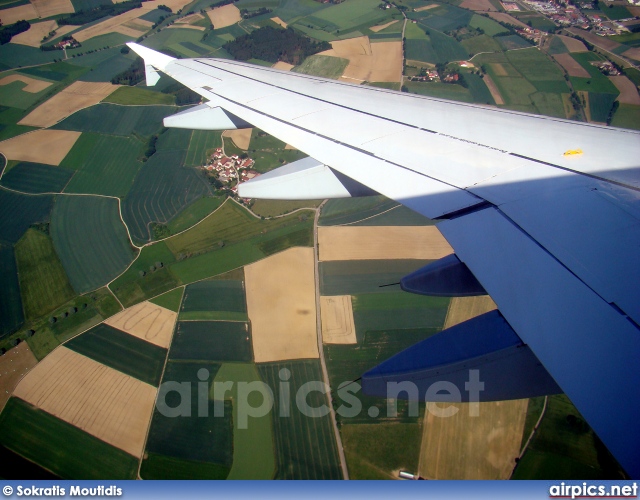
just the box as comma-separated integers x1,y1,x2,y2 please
511,395,549,478
335,204,401,226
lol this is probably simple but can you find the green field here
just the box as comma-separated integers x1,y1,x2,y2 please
611,32,640,48
180,279,247,321
496,34,532,50
63,135,143,198
308,0,388,32
611,103,640,130
0,398,138,479
66,323,167,386
184,130,222,167
505,48,568,92
341,422,422,479
103,86,176,105
122,149,212,244
250,199,322,217
169,321,252,362
259,361,343,479
211,363,275,479
0,243,23,338
404,80,475,102
141,452,230,480
0,162,74,194
292,55,349,79
59,133,99,171
77,51,138,84
0,73,59,110
530,91,566,118
461,34,502,55
149,287,184,312
567,52,619,94
167,196,225,235
588,92,617,123
140,25,219,58
50,195,136,294
15,229,75,319
319,196,398,226
145,361,234,468
0,189,53,244
469,13,509,36
415,4,473,31
319,259,432,296
405,30,469,65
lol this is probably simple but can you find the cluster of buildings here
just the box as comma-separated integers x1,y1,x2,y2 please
204,147,260,187
516,26,544,42
593,60,622,75
56,37,80,50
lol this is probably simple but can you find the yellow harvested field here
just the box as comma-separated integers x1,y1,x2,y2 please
444,295,497,330
418,295,526,479
416,3,440,11
488,12,529,28
0,3,39,24
143,0,193,10
245,248,319,362
223,128,252,150
0,129,81,166
14,347,157,457
0,74,52,92
113,24,148,37
0,342,38,412
320,295,356,344
610,75,640,105
271,16,287,28
318,226,452,261
490,63,508,76
553,53,590,78
19,81,119,128
273,61,294,71
284,143,296,149
369,19,398,32
460,0,497,10
123,19,153,30
167,23,205,31
10,20,70,47
556,34,587,53
483,74,504,105
31,0,74,18
207,4,241,29
320,37,402,82
176,12,203,23
73,7,151,42
105,301,177,349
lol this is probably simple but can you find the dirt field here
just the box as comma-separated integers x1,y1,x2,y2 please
167,24,205,31
369,19,399,32
273,61,294,71
556,35,587,53
320,37,402,82
14,346,157,458
0,74,52,92
207,4,241,29
176,12,203,23
284,143,296,149
19,81,119,128
621,47,640,62
0,3,39,25
566,28,620,52
460,0,497,10
10,20,74,47
610,75,640,105
318,226,452,261
144,0,193,10
73,7,150,42
245,247,319,362
0,129,81,166
482,74,504,105
488,12,529,28
271,16,287,28
31,0,74,18
320,295,356,344
417,294,527,479
0,343,38,412
223,128,252,150
552,53,590,78
490,62,508,76
105,301,177,349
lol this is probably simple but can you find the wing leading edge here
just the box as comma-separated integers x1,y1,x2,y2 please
128,43,640,477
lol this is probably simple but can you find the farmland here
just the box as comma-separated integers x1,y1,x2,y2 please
180,279,247,321
104,86,175,106
611,104,640,130
251,199,323,218
149,287,184,312
65,323,167,386
319,196,398,226
0,189,53,243
184,130,222,167
211,363,275,479
141,453,230,480
0,162,74,194
259,361,342,479
105,301,177,348
63,135,143,198
0,244,23,338
292,55,349,79
145,361,233,472
15,229,75,319
50,195,136,294
167,196,225,235
0,398,138,479
169,321,252,362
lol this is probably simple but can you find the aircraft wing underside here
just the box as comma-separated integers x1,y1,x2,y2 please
127,43,640,477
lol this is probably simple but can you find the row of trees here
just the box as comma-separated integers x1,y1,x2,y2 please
0,20,30,45
58,0,141,25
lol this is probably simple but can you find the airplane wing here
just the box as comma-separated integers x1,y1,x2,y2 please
127,43,640,477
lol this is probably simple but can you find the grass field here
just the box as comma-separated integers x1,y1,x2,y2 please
0,189,53,244
341,422,422,479
122,150,212,244
461,34,502,55
50,195,136,294
404,80,474,102
505,48,568,91
309,0,388,32
319,196,398,226
167,196,225,235
319,259,432,296
58,132,99,171
66,323,167,386
259,361,343,479
588,92,617,122
145,361,234,467
180,279,247,321
292,55,349,79
103,86,176,106
469,13,509,36
169,321,252,362
0,398,138,479
496,34,532,50
0,243,23,338
250,199,322,217
184,130,222,167
63,134,143,198
141,452,230,480
211,363,275,479
0,162,74,194
568,52,620,94
15,229,75,319
611,103,640,130
149,287,184,312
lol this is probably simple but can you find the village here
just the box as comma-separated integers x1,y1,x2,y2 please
202,147,261,200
